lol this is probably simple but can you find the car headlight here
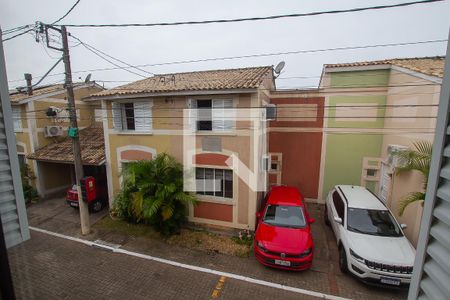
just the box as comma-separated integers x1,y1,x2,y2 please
299,247,312,258
256,241,268,253
350,248,365,263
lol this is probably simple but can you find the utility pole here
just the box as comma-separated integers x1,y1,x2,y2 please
45,24,90,234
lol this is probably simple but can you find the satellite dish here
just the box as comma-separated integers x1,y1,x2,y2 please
84,73,92,83
274,61,285,75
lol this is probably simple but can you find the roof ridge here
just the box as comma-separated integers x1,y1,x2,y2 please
325,55,445,66
155,65,273,77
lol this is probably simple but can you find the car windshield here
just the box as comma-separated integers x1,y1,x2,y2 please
263,205,306,228
347,208,403,237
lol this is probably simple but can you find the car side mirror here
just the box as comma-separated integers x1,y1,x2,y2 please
309,218,316,224
401,223,407,229
256,212,261,219
333,216,342,225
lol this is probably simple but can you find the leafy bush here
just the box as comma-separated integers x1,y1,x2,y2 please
20,165,39,204
394,141,432,216
112,153,197,236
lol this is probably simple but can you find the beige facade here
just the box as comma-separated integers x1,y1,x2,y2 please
380,68,441,246
101,92,270,230
10,83,103,197
93,66,275,230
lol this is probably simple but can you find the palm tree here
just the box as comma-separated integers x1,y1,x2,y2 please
113,153,197,235
394,141,432,216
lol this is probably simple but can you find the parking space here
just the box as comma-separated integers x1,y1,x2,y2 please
18,199,408,299
26,197,108,236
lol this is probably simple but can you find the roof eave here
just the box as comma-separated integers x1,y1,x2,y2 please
86,88,259,101
323,64,392,73
26,157,105,166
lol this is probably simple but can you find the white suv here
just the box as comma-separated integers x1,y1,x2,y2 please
325,185,415,287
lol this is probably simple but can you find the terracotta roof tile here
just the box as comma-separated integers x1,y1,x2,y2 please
27,127,105,165
91,66,273,98
9,84,66,103
324,56,445,78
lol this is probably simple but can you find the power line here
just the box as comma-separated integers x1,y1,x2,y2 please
72,39,448,71
2,25,32,35
2,28,34,42
58,0,443,28
73,37,149,79
52,0,82,25
70,35,154,76
7,38,446,83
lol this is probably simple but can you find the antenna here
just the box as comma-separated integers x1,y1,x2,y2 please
274,61,285,78
84,73,92,83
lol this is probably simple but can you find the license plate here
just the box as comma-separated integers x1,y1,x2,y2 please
69,202,79,207
274,260,291,266
380,277,401,286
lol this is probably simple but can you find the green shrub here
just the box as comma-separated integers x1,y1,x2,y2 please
20,165,39,204
112,153,197,236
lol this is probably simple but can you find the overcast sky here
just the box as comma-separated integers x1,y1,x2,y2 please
1,0,449,90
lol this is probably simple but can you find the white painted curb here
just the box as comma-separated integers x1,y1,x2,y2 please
29,226,350,300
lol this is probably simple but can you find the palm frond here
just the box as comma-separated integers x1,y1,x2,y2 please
398,192,425,216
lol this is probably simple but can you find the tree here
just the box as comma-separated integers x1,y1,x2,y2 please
394,141,432,216
113,153,197,235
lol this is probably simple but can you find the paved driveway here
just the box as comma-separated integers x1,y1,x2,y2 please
26,196,108,235
9,201,408,299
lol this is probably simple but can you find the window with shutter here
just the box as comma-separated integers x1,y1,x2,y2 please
187,98,197,132
112,101,152,132
112,102,122,130
193,99,234,132
197,100,212,131
12,106,21,131
133,101,152,132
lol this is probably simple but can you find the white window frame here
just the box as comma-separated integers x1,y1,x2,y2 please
94,108,103,122
112,100,153,133
192,98,235,133
12,106,22,132
195,166,234,201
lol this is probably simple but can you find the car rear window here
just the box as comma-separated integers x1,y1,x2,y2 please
347,208,403,237
263,205,306,228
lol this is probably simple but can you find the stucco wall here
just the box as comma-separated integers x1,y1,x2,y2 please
380,69,440,246
104,92,261,230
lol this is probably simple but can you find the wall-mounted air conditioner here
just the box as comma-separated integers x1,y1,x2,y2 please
44,125,63,137
387,144,409,168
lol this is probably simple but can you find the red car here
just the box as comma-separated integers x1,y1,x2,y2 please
254,186,315,270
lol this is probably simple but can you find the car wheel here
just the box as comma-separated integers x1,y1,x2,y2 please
90,200,103,213
324,206,331,226
339,246,348,273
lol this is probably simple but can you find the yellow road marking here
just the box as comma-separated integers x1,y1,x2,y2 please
211,276,227,299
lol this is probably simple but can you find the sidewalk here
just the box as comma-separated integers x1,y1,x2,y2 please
14,198,408,299
9,231,320,300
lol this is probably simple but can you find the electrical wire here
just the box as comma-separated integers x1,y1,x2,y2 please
52,0,82,25
7,38,446,83
58,0,443,28
2,28,34,42
70,35,154,76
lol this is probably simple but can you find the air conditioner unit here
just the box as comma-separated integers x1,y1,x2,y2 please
44,125,63,137
387,144,409,168
262,155,271,171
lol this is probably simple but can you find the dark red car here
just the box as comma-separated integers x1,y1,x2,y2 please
254,186,315,270
66,177,108,213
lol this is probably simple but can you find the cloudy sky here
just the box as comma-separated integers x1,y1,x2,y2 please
1,0,449,90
